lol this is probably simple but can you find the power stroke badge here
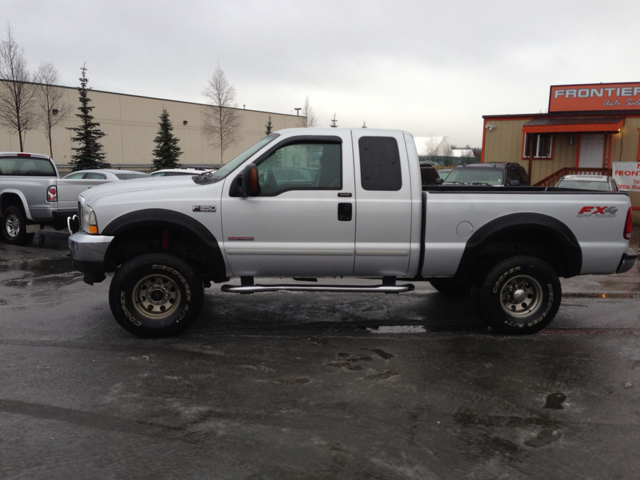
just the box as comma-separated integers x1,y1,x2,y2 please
192,205,217,213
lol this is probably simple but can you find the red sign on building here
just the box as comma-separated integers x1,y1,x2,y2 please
549,82,640,112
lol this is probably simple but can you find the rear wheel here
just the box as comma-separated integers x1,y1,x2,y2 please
2,205,35,246
109,253,204,337
476,255,561,335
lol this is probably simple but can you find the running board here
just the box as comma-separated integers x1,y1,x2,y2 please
221,283,415,294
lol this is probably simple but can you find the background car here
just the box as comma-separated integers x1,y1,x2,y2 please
442,162,530,186
150,168,213,177
420,164,441,186
64,169,149,180
555,174,618,192
436,168,452,180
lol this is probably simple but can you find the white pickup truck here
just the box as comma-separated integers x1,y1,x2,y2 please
68,128,637,337
0,152,134,245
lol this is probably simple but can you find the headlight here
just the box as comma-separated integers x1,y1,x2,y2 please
81,203,99,234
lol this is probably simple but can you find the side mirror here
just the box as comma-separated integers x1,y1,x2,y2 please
507,179,520,186
242,164,261,197
435,178,444,185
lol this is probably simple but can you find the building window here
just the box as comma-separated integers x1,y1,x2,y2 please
523,133,553,159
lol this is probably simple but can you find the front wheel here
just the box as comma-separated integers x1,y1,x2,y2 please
109,253,204,337
476,256,561,335
2,205,35,246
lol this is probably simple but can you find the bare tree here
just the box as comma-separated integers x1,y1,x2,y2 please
0,25,38,151
35,63,70,158
424,137,440,157
299,96,318,127
202,64,242,163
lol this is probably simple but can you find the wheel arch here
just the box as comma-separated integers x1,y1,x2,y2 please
456,212,582,280
102,209,228,283
0,191,29,217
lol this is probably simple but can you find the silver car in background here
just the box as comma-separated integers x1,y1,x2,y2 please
555,174,618,192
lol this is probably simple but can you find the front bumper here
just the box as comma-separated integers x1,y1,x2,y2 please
616,249,638,274
68,231,114,284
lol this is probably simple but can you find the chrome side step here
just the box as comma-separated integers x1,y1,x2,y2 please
221,283,415,294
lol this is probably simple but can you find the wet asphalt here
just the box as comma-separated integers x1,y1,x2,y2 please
0,228,639,480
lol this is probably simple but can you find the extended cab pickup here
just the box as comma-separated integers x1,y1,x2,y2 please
0,152,113,245
68,128,637,337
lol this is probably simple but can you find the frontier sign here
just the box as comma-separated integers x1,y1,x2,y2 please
549,82,640,113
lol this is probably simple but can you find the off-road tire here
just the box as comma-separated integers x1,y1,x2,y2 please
2,205,35,246
109,253,204,337
476,255,561,335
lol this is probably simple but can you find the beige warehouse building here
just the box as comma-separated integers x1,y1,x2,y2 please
0,81,303,172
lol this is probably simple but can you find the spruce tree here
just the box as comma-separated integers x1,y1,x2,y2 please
67,65,109,170
330,113,338,128
265,115,273,135
152,108,182,170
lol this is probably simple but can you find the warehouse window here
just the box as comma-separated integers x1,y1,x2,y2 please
522,133,553,159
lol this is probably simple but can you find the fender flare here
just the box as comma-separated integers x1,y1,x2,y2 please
455,212,582,279
102,208,228,282
0,190,32,220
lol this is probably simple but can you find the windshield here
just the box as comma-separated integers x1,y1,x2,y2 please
556,179,610,191
116,173,150,180
211,133,280,181
444,168,504,186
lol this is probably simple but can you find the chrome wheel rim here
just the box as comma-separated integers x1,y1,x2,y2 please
5,213,20,238
133,273,181,319
500,274,543,318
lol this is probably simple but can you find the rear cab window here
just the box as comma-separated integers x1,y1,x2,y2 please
358,137,402,191
0,156,56,176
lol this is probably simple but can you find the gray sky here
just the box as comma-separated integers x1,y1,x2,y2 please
3,0,639,147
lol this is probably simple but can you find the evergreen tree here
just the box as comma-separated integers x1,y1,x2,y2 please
330,113,338,128
265,115,273,135
67,64,109,170
152,108,182,170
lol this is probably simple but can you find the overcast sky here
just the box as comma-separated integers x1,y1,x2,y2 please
3,0,639,147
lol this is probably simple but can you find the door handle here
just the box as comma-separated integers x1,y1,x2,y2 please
338,203,352,222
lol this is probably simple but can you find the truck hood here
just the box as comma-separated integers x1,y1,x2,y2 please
79,176,201,204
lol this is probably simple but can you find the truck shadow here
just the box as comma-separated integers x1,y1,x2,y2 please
193,291,487,335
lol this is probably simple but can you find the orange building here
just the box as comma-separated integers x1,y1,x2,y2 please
482,82,640,224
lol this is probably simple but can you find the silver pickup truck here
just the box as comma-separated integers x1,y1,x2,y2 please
0,152,119,245
68,128,637,337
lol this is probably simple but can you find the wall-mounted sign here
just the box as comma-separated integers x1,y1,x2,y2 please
549,82,640,112
612,162,640,192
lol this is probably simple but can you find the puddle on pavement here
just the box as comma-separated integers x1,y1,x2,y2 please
18,257,75,275
563,292,640,299
368,325,427,334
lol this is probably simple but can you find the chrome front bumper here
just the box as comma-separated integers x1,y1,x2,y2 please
68,231,114,284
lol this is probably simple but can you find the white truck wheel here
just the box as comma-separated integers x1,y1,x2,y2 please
108,253,204,337
477,255,561,334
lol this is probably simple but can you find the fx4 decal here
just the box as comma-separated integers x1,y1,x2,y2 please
577,206,618,217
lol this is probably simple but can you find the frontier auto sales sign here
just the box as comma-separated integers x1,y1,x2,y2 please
549,82,640,112
612,162,640,192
